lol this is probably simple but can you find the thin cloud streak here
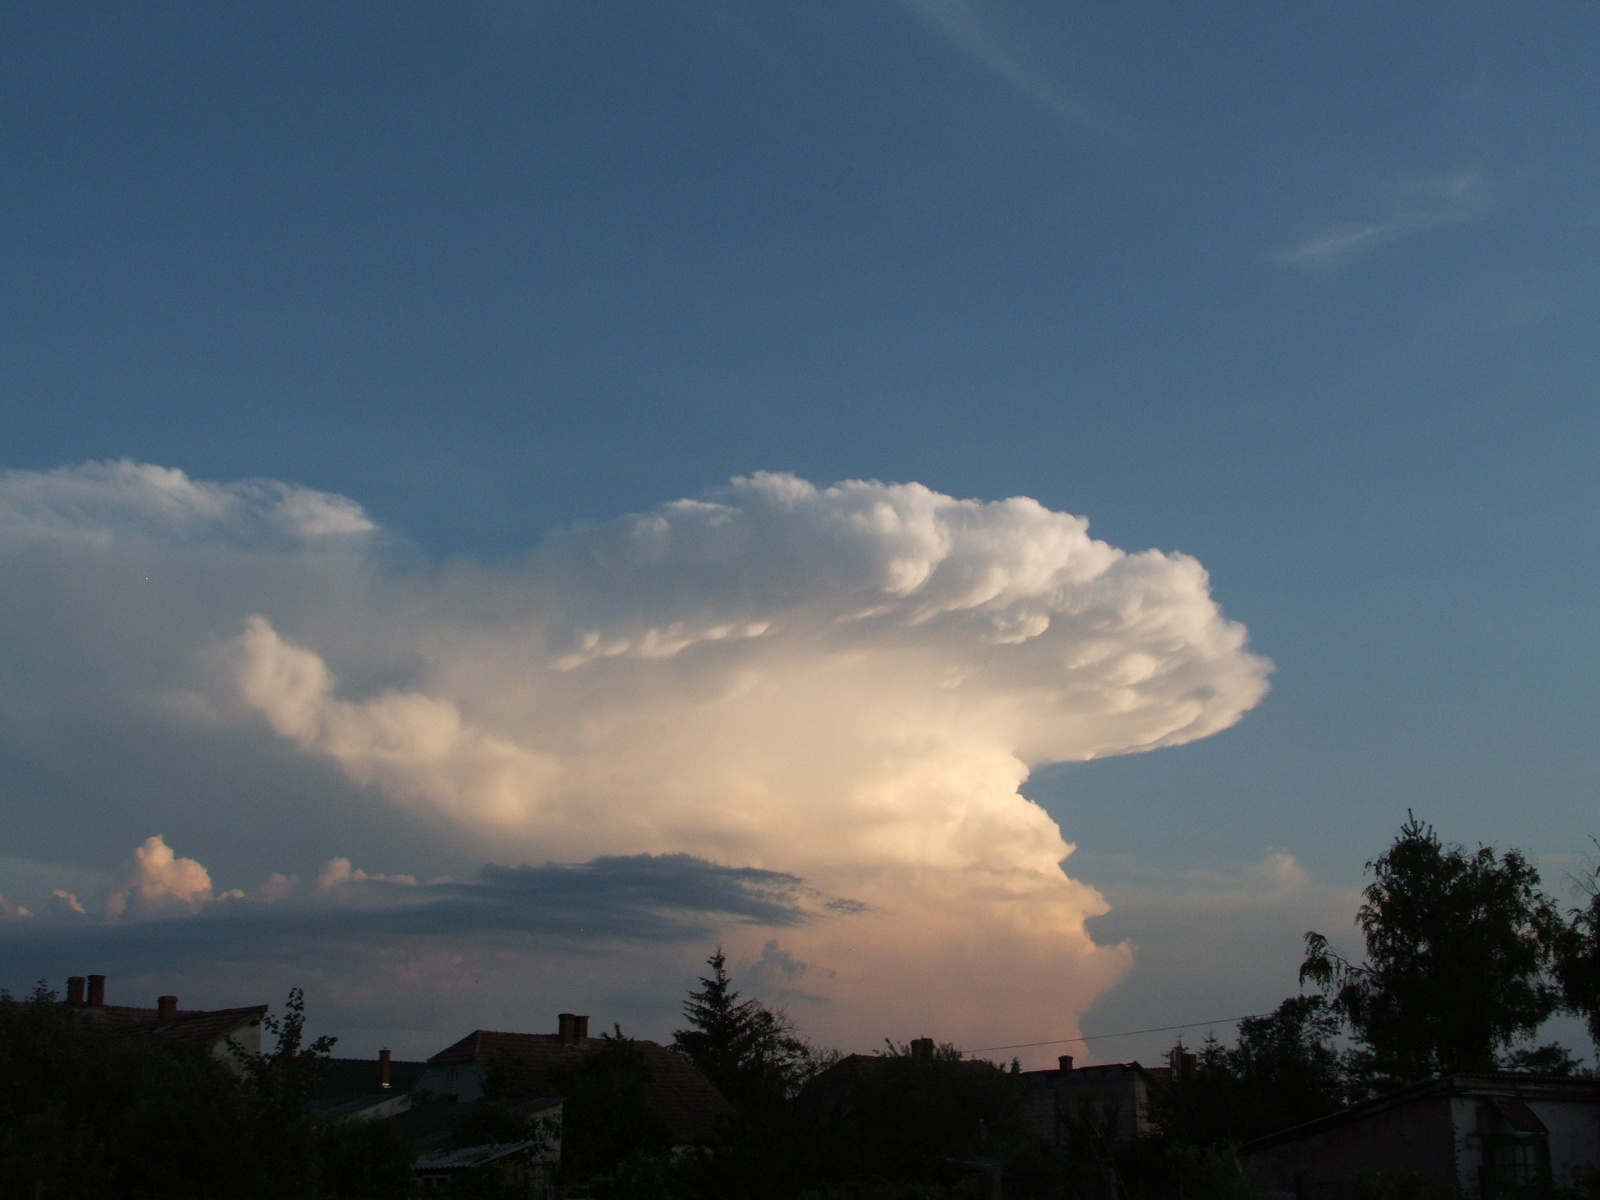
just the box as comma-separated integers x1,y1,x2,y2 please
900,0,1143,146
1278,170,1496,268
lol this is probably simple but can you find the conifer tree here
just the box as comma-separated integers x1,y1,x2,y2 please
673,947,815,1113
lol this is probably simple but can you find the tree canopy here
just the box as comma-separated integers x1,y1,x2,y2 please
1301,813,1566,1087
673,947,817,1114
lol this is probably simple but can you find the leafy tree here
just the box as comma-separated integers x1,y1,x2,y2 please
236,985,338,1115
1156,996,1347,1146
674,947,817,1113
1227,995,1348,1131
795,1046,1028,1185
1552,847,1600,1055
1301,814,1565,1087
548,1025,672,1184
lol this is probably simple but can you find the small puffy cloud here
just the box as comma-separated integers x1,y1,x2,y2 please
0,893,32,920
317,858,419,895
105,836,215,919
259,873,298,903
48,890,86,916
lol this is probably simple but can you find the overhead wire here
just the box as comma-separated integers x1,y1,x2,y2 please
970,1013,1269,1054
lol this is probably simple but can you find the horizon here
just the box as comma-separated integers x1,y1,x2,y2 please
3,2,1597,1073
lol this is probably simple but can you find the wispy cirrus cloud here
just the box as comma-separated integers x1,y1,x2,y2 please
1278,170,1496,269
900,0,1141,145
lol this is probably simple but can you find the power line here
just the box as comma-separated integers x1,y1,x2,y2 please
970,1013,1268,1054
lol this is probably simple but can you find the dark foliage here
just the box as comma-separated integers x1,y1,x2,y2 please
547,1026,673,1184
1155,995,1348,1147
674,947,819,1114
797,1044,1028,1184
1301,813,1565,1088
0,982,413,1200
1553,848,1600,1054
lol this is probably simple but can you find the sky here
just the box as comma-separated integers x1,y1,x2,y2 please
2,1,1598,1066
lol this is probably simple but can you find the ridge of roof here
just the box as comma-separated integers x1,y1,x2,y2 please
422,1029,734,1143
1239,1072,1600,1156
88,1003,268,1046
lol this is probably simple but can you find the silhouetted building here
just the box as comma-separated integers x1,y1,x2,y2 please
61,973,266,1071
1019,1053,1176,1152
1241,1073,1600,1199
417,1012,732,1147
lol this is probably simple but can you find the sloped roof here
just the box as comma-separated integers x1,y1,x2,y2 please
91,1003,267,1048
414,1141,540,1172
427,1030,734,1144
1239,1072,1600,1156
315,1055,429,1100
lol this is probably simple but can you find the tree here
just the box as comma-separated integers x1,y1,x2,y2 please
673,947,816,1113
1552,844,1600,1055
1155,997,1347,1146
549,1026,672,1187
1301,814,1564,1087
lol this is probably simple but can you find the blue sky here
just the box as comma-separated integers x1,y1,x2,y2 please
2,2,1597,1061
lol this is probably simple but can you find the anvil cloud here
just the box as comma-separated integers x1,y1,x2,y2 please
0,462,1270,1056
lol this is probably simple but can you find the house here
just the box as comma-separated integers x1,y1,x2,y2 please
312,1048,428,1123
1018,1051,1185,1152
417,1011,733,1147
1240,1072,1600,1199
62,973,267,1071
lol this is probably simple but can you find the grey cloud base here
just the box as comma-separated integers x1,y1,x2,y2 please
0,462,1270,1059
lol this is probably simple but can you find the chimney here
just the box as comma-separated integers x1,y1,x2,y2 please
573,1015,589,1043
1058,1054,1074,1074
911,1037,935,1060
86,975,106,1009
1169,1046,1197,1083
66,977,85,1007
380,1048,392,1090
558,1012,577,1046
157,996,178,1024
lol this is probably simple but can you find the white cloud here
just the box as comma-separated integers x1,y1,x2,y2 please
317,857,419,895
259,873,298,903
0,459,373,546
900,0,1139,145
48,889,86,916
105,835,216,919
0,463,1271,1057
1279,170,1495,269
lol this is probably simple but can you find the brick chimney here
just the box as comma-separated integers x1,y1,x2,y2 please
66,977,85,1007
1058,1054,1074,1073
86,975,106,1008
1169,1046,1197,1083
157,995,178,1024
557,1013,592,1046
911,1037,935,1060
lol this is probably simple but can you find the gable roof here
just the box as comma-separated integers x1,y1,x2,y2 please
427,1030,734,1144
91,1003,267,1048
414,1141,542,1173
315,1055,429,1100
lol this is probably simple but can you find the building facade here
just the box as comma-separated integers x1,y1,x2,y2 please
1241,1073,1600,1199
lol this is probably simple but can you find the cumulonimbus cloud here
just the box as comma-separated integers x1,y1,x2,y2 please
0,462,1271,1055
